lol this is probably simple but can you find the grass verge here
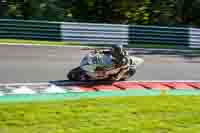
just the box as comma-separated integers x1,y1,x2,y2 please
0,39,80,46
1,38,200,50
0,95,200,133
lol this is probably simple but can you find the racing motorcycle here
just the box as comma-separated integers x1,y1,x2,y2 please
67,48,144,81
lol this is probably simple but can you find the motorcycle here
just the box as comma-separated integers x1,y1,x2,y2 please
67,48,144,81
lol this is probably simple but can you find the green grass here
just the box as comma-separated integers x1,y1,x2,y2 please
0,38,197,49
0,39,81,46
0,95,200,133
128,43,186,49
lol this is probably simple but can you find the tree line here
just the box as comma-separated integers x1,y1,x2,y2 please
0,0,200,27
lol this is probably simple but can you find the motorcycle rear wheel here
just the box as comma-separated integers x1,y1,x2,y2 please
67,67,85,81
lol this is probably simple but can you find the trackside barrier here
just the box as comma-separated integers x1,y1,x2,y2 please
0,19,200,47
0,19,128,45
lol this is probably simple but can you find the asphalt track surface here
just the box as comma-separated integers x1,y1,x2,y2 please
0,45,200,83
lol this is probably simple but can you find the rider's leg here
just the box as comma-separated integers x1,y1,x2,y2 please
111,66,129,80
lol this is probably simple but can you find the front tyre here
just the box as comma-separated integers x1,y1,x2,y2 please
120,68,136,81
128,68,136,77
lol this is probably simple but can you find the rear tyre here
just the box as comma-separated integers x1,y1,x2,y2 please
67,67,83,81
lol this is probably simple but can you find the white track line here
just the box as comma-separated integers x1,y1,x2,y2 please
0,82,51,86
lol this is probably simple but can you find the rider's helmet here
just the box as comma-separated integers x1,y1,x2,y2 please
111,44,129,66
111,44,124,58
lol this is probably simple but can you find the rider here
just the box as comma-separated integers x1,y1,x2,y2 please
105,44,130,80
79,44,131,80
111,44,128,65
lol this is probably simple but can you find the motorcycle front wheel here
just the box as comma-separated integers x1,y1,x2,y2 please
120,68,136,81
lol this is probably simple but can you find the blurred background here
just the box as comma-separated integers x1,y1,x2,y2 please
0,0,200,27
0,0,200,83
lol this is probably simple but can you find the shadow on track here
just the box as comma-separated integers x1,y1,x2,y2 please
49,80,116,86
